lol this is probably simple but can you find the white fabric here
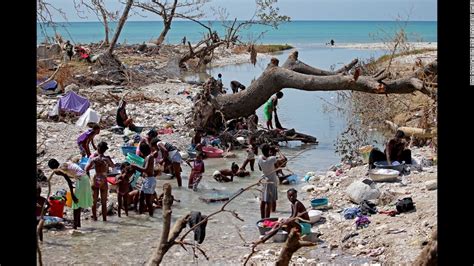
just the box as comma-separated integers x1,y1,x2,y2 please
76,108,101,127
49,102,59,117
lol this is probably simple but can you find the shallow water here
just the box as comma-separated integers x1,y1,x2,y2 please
42,152,370,265
42,47,382,264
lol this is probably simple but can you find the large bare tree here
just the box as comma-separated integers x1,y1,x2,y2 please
179,0,290,68
74,0,120,46
134,0,210,45
192,51,435,130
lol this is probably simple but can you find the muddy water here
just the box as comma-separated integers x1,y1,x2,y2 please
42,47,381,264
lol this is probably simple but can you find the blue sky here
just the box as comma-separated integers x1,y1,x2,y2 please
46,0,437,22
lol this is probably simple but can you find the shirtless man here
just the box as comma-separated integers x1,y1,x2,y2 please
85,141,114,221
230,80,246,94
132,142,157,216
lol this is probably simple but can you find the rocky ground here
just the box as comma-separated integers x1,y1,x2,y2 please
242,146,437,265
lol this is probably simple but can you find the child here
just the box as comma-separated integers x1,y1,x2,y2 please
281,188,310,233
36,184,50,219
240,136,257,171
116,162,135,217
77,124,101,157
186,152,205,191
213,162,239,182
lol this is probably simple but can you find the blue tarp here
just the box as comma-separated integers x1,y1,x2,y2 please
58,91,90,115
36,79,58,91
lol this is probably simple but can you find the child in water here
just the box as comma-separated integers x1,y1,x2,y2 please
213,162,249,181
116,162,135,217
186,152,205,191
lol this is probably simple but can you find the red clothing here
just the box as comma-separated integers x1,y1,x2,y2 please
188,160,205,189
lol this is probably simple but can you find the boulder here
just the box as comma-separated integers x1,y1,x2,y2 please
425,180,437,190
345,179,381,204
64,83,80,93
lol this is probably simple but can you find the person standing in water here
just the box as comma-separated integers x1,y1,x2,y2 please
258,143,287,219
85,141,114,221
48,158,93,228
262,91,284,130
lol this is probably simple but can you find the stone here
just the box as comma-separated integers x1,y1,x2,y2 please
302,185,316,192
425,180,437,190
345,179,381,204
70,229,84,236
64,83,80,93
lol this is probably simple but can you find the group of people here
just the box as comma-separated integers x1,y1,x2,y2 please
63,40,91,62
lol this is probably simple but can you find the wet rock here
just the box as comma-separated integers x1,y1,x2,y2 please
425,180,437,190
70,229,84,236
345,179,381,204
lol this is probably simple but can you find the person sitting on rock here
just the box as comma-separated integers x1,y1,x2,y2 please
213,162,239,182
279,188,310,233
116,100,136,130
368,130,412,169
230,80,246,94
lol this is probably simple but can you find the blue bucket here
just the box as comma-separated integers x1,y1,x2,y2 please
121,146,137,156
310,198,328,208
79,157,89,170
299,222,312,235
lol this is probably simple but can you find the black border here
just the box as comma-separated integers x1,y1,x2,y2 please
438,0,474,264
1,0,37,264
1,0,471,264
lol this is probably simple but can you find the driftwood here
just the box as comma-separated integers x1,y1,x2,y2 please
276,228,316,266
148,183,189,265
384,120,435,138
412,227,437,266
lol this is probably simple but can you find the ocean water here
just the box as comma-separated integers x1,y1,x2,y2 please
37,20,437,45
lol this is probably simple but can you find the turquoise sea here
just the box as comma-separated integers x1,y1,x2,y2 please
37,20,437,45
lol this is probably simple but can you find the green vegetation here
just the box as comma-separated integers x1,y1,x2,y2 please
254,44,293,53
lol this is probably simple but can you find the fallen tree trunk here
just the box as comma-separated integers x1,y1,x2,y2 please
384,120,435,138
191,50,434,130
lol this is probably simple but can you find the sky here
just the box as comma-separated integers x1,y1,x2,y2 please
46,0,437,22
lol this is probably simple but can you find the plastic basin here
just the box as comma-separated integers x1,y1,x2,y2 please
126,153,145,166
273,230,288,242
202,146,224,158
374,161,405,172
121,146,137,156
369,168,400,182
310,198,328,208
299,222,312,235
256,218,278,235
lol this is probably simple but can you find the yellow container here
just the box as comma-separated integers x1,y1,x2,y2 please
65,191,72,208
359,145,373,164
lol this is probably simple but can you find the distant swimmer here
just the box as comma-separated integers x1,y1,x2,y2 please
330,39,335,46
